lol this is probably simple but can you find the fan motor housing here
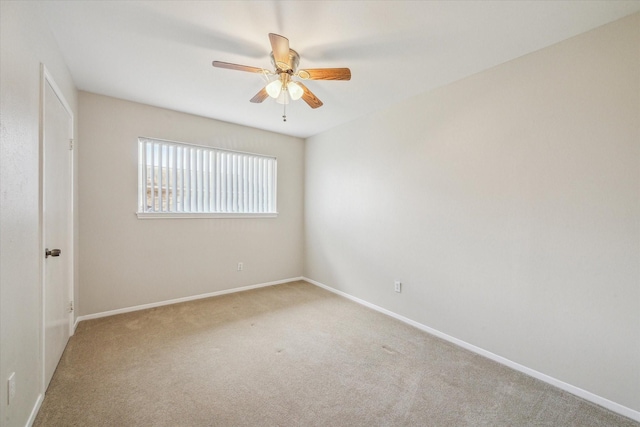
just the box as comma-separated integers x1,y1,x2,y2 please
270,49,300,73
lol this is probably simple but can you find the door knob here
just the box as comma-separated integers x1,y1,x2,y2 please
45,248,61,258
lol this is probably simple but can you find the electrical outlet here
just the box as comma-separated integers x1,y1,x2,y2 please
7,372,15,405
237,262,243,271
394,281,402,293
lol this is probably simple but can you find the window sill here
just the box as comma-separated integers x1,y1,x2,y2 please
136,212,278,219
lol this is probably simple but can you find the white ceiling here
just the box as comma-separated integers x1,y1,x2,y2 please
40,1,640,138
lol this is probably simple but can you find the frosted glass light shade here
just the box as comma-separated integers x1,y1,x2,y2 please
275,91,290,105
266,80,282,98
288,82,304,100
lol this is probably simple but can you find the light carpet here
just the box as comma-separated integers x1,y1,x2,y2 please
34,280,638,426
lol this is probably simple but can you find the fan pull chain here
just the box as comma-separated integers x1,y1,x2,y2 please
282,101,287,122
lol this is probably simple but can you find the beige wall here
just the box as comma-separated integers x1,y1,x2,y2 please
0,2,78,426
78,93,304,315
305,14,640,412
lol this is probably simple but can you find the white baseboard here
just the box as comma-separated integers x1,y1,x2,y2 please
302,277,640,423
26,393,44,427
75,277,303,323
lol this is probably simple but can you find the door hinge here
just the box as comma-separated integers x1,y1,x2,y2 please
69,138,74,150
69,300,74,313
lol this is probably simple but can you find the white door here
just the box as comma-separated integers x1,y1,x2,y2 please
42,70,73,390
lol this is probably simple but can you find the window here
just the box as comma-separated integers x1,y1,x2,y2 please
137,137,277,218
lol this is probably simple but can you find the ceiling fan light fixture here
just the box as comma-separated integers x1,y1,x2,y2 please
287,82,304,100
275,90,290,105
213,33,350,113
266,79,282,98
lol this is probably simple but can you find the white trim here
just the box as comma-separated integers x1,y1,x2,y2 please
302,277,640,423
26,393,44,427
39,64,75,396
41,67,73,116
75,277,304,323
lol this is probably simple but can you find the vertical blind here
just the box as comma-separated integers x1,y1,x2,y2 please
138,137,277,214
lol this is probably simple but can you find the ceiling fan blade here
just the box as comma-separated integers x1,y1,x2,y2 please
250,87,269,103
212,61,267,74
297,82,323,109
298,68,351,81
269,33,290,69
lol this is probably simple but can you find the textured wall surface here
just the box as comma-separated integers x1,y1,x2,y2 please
0,2,78,426
305,14,639,412
78,92,304,315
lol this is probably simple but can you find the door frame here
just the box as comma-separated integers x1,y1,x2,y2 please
39,64,75,393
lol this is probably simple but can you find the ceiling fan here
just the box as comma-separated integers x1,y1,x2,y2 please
212,33,351,117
